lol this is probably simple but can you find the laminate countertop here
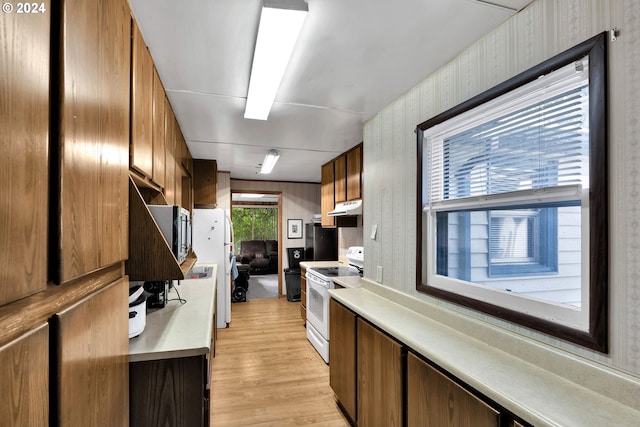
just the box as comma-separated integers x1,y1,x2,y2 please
128,264,217,363
329,286,640,427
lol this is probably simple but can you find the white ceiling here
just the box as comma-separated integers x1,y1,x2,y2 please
129,0,533,183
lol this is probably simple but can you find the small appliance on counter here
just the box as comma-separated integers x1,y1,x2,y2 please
143,280,169,309
129,285,146,338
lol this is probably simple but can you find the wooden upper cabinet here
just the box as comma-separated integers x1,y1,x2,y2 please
346,144,362,200
193,159,218,208
334,154,347,203
164,99,176,205
357,318,403,427
57,0,130,284
0,3,49,305
178,128,193,176
152,67,166,188
54,278,129,427
321,161,335,227
0,324,49,425
407,352,500,427
330,143,362,205
130,19,154,178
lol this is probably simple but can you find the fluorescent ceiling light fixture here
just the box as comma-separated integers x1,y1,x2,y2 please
239,193,265,199
244,0,308,120
259,149,280,174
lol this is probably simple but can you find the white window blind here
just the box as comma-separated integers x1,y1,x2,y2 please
424,57,590,208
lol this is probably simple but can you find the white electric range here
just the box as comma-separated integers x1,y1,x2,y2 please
306,246,363,363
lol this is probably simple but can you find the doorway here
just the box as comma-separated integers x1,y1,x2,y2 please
231,191,282,299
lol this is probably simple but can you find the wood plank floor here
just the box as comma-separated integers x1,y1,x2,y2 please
211,297,351,427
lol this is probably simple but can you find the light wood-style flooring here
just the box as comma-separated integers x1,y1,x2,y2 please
211,297,351,426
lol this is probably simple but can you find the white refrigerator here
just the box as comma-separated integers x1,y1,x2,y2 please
192,208,233,328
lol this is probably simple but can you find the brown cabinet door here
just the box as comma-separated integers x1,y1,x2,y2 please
178,129,193,175
357,318,403,427
407,352,500,427
334,154,347,202
130,356,206,427
130,19,154,178
329,299,357,422
57,0,130,283
152,67,166,188
193,159,218,207
164,100,176,205
0,2,49,305
0,324,49,425
321,161,335,227
346,144,362,200
54,278,129,427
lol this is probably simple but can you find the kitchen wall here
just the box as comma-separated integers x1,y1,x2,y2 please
338,218,364,259
363,0,640,381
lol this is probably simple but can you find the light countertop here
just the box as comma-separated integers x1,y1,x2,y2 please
333,276,362,289
128,264,217,363
329,286,640,427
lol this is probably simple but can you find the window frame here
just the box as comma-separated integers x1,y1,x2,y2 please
416,32,608,353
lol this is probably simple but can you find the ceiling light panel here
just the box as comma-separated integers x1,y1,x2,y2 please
244,0,308,120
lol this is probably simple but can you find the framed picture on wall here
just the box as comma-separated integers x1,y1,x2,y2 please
287,219,303,239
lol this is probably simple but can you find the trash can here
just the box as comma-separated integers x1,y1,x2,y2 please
285,247,304,302
285,268,301,302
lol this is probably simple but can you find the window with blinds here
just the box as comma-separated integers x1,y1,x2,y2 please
425,57,589,208
424,57,588,284
416,32,608,351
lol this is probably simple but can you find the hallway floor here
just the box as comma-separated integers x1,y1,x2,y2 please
211,298,350,426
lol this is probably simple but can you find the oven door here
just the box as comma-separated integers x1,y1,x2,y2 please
306,271,330,339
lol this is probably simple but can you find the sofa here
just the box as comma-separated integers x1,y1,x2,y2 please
236,240,278,274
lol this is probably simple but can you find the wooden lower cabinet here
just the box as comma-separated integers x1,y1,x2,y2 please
407,351,500,427
329,302,528,427
329,299,357,423
0,324,49,426
357,318,403,427
130,355,208,427
54,277,130,427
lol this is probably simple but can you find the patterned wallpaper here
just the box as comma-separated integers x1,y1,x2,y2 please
363,0,640,378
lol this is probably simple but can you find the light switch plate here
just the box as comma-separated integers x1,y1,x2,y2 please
376,265,383,283
370,224,378,240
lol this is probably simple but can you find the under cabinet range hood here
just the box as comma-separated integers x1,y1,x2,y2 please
328,200,362,216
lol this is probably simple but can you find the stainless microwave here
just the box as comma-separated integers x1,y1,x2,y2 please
147,205,191,263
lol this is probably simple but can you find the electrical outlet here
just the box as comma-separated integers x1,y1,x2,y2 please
376,266,383,283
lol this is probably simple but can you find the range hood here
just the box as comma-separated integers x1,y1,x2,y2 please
328,200,362,216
